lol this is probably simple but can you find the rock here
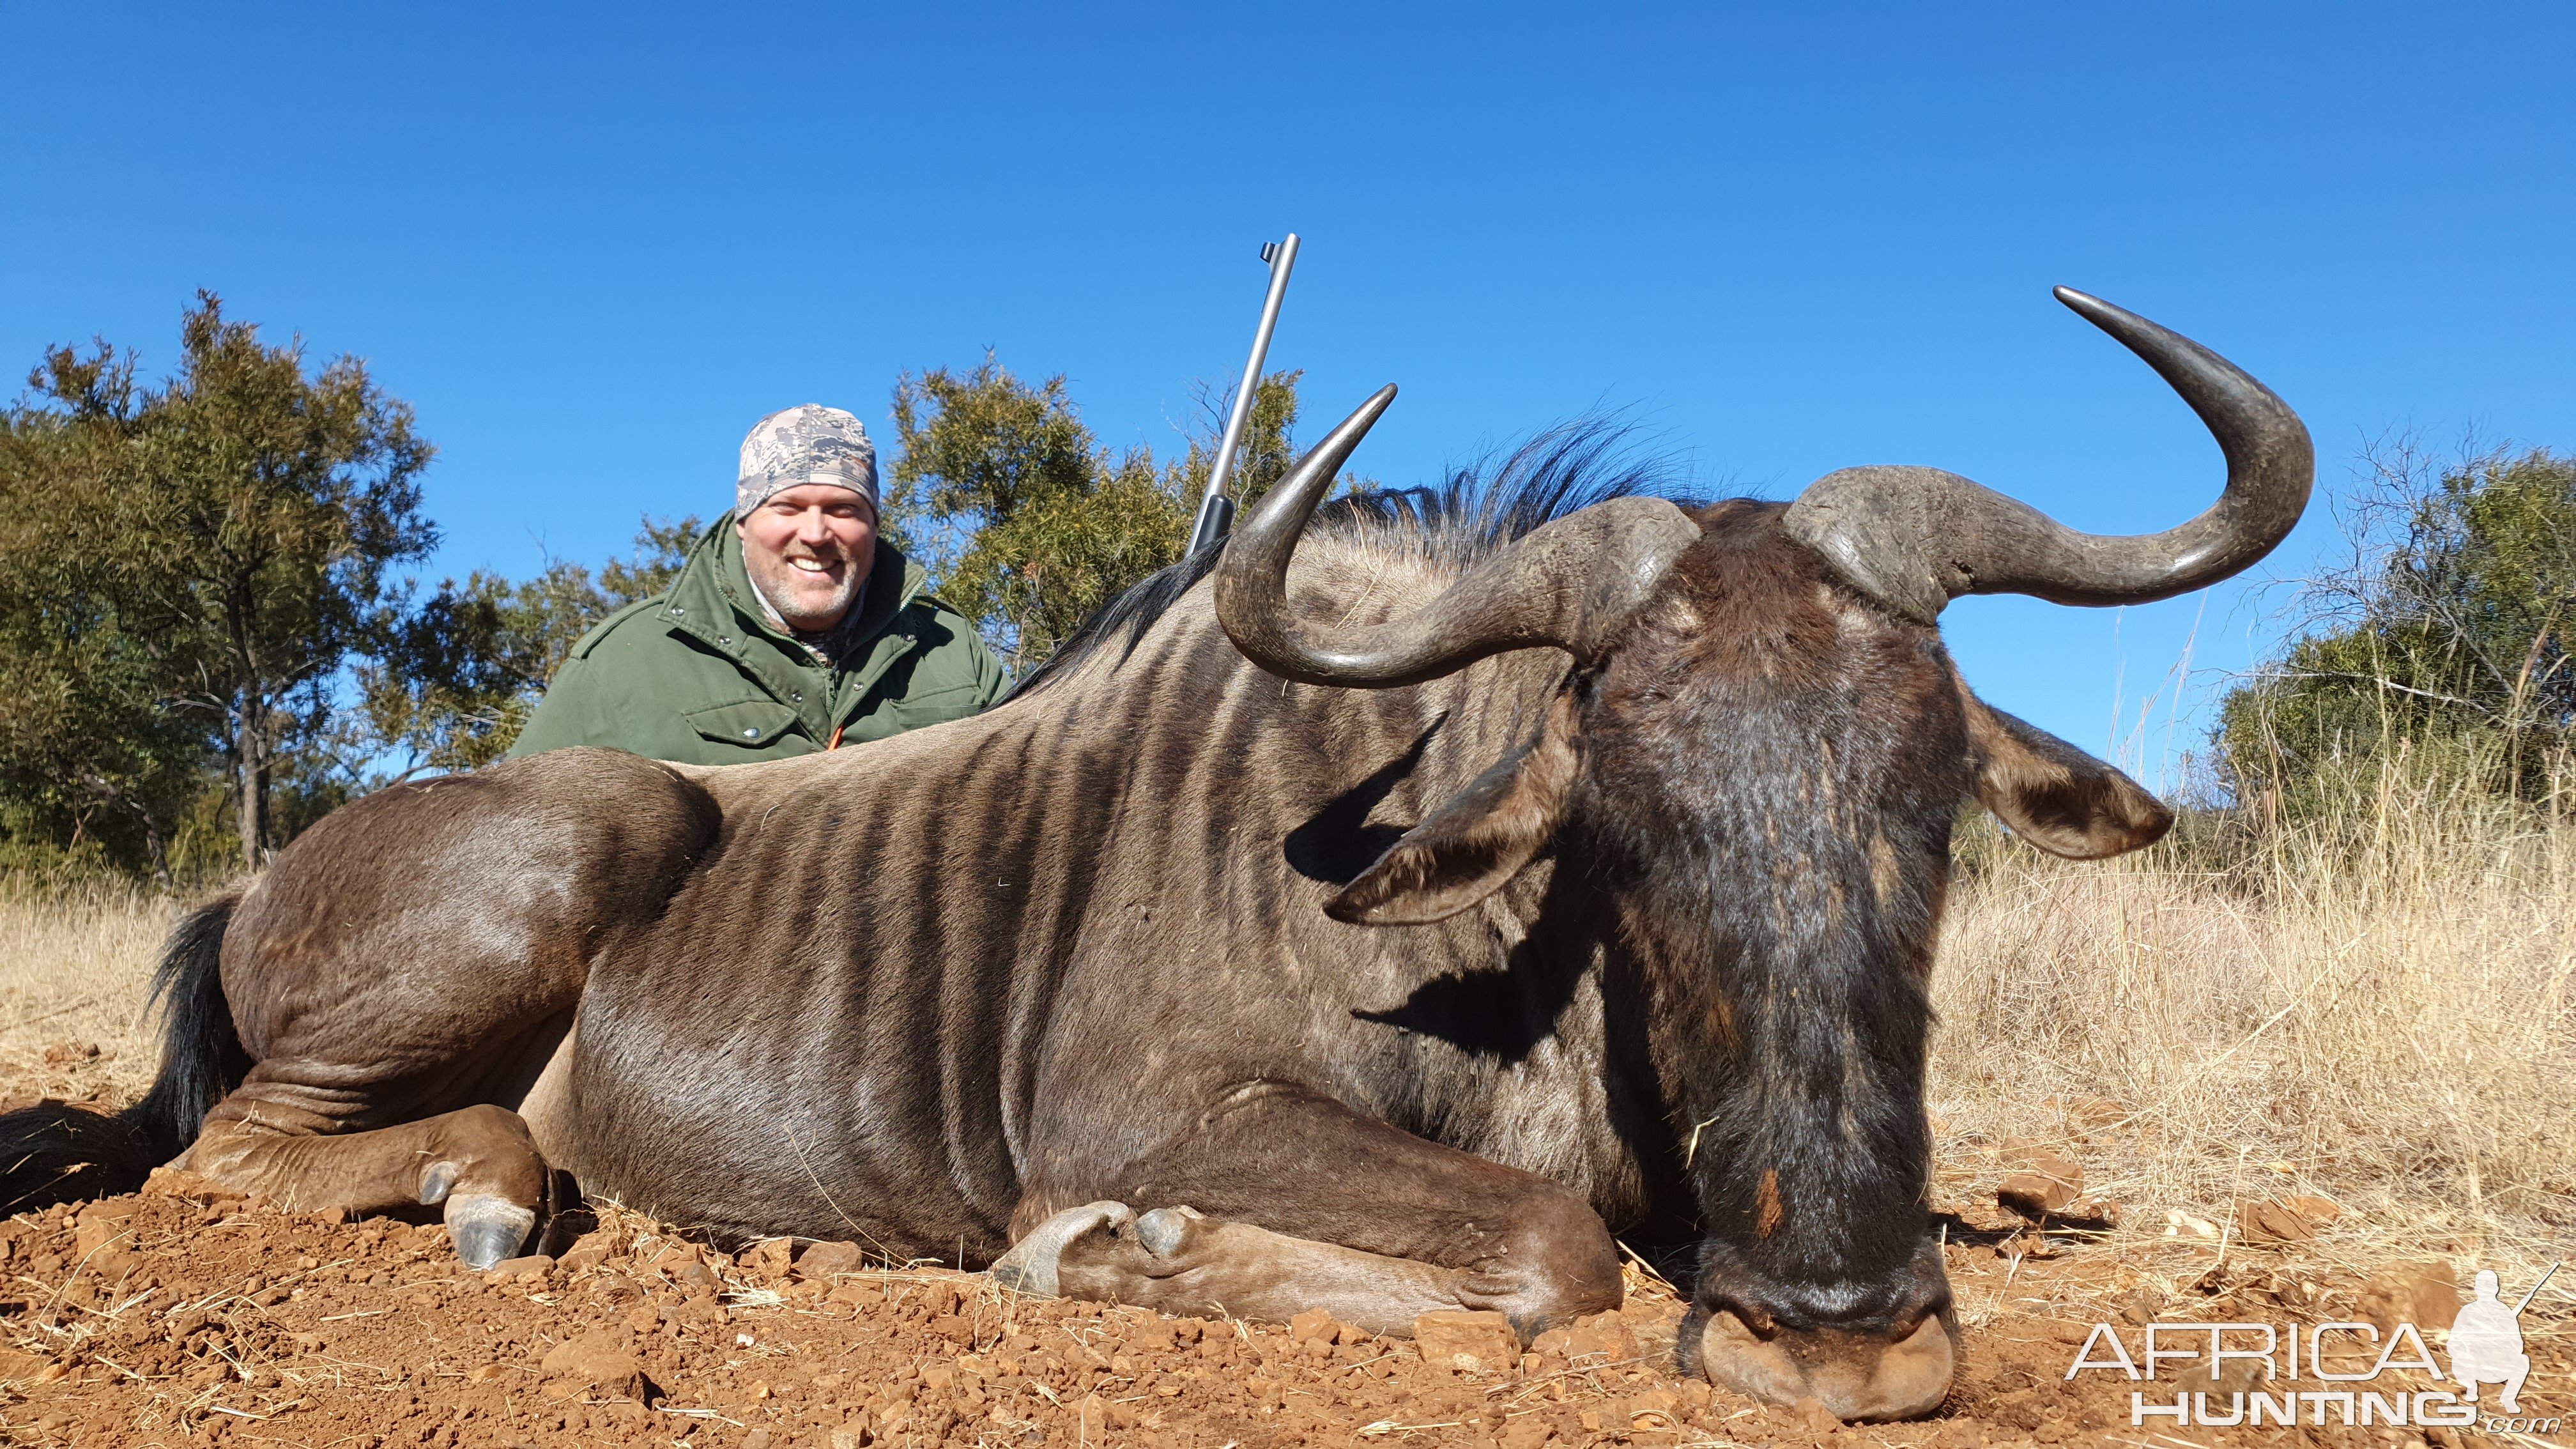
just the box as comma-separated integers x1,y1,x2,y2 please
1626,1386,1683,1430
2269,1272,2320,1309
2050,1197,2121,1232
2358,1262,2458,1334
540,1330,657,1401
482,1254,553,1285
1288,1307,1337,1344
1997,1151,2084,1216
740,1236,796,1278
558,1226,630,1273
1565,1310,1640,1362
2162,1209,2220,1240
795,1240,866,1280
2284,1194,2343,1229
72,1202,140,1258
1414,1309,1520,1373
2234,1199,2313,1244
1075,1392,1108,1441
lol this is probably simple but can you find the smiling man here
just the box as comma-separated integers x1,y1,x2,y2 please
509,405,1006,765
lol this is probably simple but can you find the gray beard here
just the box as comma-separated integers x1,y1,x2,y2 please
748,569,864,658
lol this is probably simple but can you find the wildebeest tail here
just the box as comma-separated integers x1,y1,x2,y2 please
0,890,249,1211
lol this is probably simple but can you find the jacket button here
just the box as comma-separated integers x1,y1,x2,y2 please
719,636,732,646
792,692,803,702
670,606,685,616
743,728,758,738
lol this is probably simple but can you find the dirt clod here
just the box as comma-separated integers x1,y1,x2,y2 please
794,1238,866,1279
1997,1149,2085,1216
2234,1197,2314,1243
1413,1308,1519,1372
2358,1259,2461,1332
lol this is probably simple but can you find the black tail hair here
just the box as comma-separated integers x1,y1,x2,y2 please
0,891,248,1211
128,892,251,1153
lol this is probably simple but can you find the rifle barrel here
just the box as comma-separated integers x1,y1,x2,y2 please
1189,234,1300,554
2513,1261,2560,1315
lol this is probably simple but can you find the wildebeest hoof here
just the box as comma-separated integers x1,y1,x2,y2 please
1135,1204,1204,1257
993,1200,1136,1298
445,1193,537,1271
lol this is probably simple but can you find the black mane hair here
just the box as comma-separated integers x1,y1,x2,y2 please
1008,422,1685,700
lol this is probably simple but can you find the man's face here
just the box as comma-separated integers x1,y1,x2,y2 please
737,483,878,631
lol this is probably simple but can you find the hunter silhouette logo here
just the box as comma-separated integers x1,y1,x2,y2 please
2451,1265,2550,1414
2067,1261,2561,1430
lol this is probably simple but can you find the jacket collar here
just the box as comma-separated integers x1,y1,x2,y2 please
657,520,932,732
666,518,925,661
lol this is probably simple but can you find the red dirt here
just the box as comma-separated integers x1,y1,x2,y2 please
0,1175,2559,1447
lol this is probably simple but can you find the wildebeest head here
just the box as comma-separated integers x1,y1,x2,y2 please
1215,288,2311,1419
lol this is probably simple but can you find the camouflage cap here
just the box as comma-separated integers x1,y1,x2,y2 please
737,404,879,517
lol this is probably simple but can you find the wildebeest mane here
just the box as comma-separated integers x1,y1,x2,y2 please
1009,422,1683,700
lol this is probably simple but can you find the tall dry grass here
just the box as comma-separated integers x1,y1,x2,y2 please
0,877,175,1108
1931,741,2575,1311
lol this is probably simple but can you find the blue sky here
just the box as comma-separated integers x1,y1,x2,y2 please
6,4,2569,779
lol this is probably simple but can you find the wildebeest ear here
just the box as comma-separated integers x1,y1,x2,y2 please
1963,689,2174,859
1327,693,1579,926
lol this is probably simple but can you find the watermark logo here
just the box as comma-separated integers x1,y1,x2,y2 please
2064,1262,2557,1432
2452,1268,2534,1414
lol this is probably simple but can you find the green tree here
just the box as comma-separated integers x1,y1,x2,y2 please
2220,442,2576,806
0,346,207,873
357,516,696,774
3,318,1360,878
887,354,1319,672
2,293,437,870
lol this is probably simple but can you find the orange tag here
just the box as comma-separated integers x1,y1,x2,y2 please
827,724,845,751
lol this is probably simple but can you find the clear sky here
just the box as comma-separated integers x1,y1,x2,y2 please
6,4,2569,781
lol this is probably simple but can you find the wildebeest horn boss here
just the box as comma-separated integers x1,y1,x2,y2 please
6,288,2310,1420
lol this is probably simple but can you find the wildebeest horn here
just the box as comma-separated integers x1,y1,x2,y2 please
1215,386,1704,688
1782,287,2314,624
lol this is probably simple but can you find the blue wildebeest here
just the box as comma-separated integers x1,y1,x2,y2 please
5,289,2308,1419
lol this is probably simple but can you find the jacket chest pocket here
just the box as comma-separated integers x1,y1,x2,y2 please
685,699,801,749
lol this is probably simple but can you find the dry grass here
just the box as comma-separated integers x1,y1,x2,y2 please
0,877,174,1107
1930,747,2576,1322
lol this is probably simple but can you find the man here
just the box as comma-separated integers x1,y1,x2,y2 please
510,404,1007,765
2448,1269,2532,1414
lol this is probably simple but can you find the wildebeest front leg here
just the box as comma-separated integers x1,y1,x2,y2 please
183,1092,550,1269
996,1201,1478,1334
999,1087,1620,1338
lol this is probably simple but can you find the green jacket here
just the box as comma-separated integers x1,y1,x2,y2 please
508,520,1008,765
